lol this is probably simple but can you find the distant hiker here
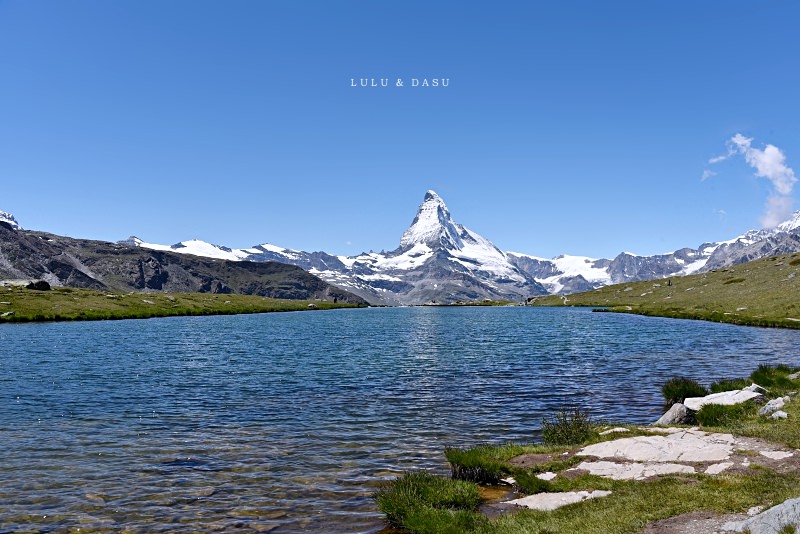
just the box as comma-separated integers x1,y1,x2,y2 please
667,279,672,286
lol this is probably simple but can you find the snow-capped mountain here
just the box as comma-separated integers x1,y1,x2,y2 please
128,191,548,304
124,191,800,304
0,210,21,231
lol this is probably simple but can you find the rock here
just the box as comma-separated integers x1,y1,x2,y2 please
769,410,789,420
705,462,734,475
25,280,51,291
760,450,793,460
722,497,800,533
1,311,13,317
744,383,769,394
684,389,766,411
572,460,694,480
142,299,154,304
600,427,631,435
307,303,318,309
758,397,789,416
788,372,800,381
500,477,516,485
536,472,557,481
578,429,736,463
654,403,692,425
506,490,612,511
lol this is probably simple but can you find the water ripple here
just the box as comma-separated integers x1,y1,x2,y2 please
1,307,799,532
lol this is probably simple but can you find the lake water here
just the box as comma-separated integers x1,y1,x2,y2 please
2,306,800,532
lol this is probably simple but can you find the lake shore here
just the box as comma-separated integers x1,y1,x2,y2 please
0,286,363,323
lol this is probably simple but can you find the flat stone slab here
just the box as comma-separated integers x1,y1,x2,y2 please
684,390,765,411
705,462,734,475
572,460,694,480
760,450,794,460
506,490,612,511
578,429,736,463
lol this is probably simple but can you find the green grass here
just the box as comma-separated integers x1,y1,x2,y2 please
661,377,708,406
694,402,758,427
710,377,751,393
530,252,800,329
492,470,800,534
0,286,362,323
374,471,487,533
378,364,800,533
541,407,597,446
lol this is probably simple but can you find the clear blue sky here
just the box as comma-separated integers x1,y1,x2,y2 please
1,1,798,259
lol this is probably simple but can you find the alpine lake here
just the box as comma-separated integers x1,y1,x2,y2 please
2,306,800,532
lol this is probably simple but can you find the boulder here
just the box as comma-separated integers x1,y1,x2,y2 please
788,372,800,381
769,410,789,420
25,280,51,291
757,396,789,416
744,383,769,394
722,497,800,533
654,403,692,425
684,389,766,411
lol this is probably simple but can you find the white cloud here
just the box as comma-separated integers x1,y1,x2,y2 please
701,169,716,181
760,195,794,228
709,133,797,228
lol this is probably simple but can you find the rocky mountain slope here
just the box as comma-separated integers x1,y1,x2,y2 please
129,191,549,305
0,224,366,304
5,191,800,306
121,191,800,304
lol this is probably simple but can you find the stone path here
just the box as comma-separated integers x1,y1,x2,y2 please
504,427,799,516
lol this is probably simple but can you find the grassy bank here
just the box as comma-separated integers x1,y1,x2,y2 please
376,364,800,533
530,252,800,329
0,286,362,323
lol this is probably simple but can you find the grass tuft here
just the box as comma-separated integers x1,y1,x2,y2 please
373,471,486,533
541,407,597,446
750,364,797,390
662,377,708,407
695,402,757,427
710,377,750,393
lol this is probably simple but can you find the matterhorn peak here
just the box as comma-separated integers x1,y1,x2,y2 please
0,210,21,230
399,190,465,250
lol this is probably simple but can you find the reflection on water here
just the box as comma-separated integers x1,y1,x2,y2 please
1,307,799,532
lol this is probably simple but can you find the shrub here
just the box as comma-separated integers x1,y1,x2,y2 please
662,377,708,407
710,378,750,393
541,407,596,446
694,402,755,427
374,471,485,533
750,364,797,390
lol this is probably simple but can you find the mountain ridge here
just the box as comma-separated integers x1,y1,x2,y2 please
4,191,800,305
123,191,800,304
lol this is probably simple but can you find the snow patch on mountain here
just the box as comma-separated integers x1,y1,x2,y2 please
400,190,463,250
123,193,800,304
0,210,21,230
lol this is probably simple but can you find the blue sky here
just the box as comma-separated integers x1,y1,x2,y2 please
1,1,798,259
